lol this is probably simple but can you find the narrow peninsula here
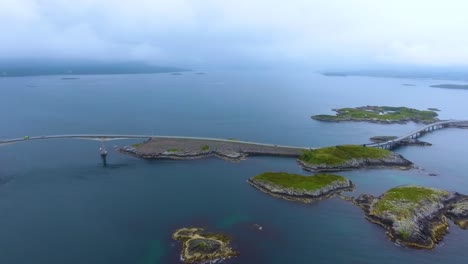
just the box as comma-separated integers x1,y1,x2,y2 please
248,172,354,203
119,137,304,161
354,186,468,249
172,227,239,263
298,145,412,172
312,106,439,124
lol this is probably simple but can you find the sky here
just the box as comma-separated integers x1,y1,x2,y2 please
1,0,468,68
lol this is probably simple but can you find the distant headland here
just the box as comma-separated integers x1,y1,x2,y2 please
430,84,468,90
0,59,188,77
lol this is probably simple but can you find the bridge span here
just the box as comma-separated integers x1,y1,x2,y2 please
364,120,468,150
0,119,467,152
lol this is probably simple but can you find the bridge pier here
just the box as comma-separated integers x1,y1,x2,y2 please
100,141,108,167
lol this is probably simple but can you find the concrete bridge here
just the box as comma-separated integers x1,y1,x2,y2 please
363,120,468,150
0,119,467,153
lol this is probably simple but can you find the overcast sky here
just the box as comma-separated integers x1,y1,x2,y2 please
2,0,468,68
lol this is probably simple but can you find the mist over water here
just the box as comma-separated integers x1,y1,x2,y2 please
0,70,468,263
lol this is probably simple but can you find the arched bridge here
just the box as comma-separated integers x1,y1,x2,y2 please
0,120,467,152
364,120,468,150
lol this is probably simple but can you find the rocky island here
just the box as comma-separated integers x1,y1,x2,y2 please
312,106,439,124
354,186,468,249
298,145,413,172
172,227,239,263
370,136,431,146
248,172,353,203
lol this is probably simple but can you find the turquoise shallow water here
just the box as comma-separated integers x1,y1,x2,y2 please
0,70,467,263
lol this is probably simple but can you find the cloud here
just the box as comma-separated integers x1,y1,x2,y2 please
1,0,468,67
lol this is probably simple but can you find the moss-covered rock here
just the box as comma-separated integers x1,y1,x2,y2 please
312,106,439,124
248,172,353,203
172,228,239,263
298,145,412,172
445,197,468,229
354,186,468,249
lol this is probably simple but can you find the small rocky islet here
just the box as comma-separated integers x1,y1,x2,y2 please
354,185,468,249
248,172,354,203
311,106,439,124
297,145,413,172
172,228,239,264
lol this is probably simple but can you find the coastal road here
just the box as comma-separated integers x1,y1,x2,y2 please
0,134,310,150
1,119,467,150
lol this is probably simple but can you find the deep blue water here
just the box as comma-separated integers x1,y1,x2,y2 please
0,70,467,264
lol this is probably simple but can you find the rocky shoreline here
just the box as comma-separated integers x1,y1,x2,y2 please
311,106,439,124
354,186,468,249
297,152,413,172
313,116,434,124
172,228,239,263
248,174,354,203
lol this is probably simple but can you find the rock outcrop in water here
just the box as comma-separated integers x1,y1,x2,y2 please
354,186,468,249
298,145,413,172
172,228,239,263
312,106,439,124
248,172,354,203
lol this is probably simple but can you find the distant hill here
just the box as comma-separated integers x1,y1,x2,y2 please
0,59,188,77
430,84,468,90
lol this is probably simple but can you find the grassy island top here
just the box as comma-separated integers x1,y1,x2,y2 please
372,186,449,218
252,172,347,191
312,106,438,123
299,145,391,165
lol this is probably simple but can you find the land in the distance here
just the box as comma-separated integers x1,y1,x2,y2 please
172,227,238,263
298,145,412,172
430,84,468,90
0,59,187,77
312,106,439,124
248,172,353,203
354,186,468,249
321,67,468,81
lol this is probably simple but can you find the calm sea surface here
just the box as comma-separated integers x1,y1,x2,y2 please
0,70,467,264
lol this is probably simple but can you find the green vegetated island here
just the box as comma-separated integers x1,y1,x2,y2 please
354,186,468,249
172,228,239,263
247,172,468,249
297,145,412,172
312,106,439,124
248,172,354,203
430,84,468,90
